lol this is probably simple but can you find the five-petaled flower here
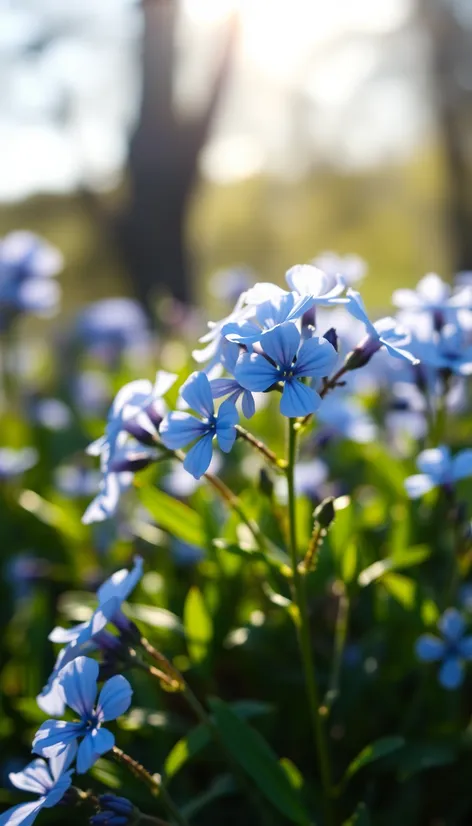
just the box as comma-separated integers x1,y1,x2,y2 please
416,608,472,689
0,748,75,826
405,446,472,499
159,371,238,479
234,322,337,418
33,657,132,774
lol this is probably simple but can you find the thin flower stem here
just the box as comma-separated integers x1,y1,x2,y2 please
167,447,267,553
325,584,350,710
235,424,286,470
286,418,334,825
299,364,350,429
112,747,189,826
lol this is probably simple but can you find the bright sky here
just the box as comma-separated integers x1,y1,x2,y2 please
0,0,420,201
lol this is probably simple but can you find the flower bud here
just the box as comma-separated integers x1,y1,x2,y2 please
313,496,336,529
323,327,338,353
90,795,137,826
344,335,381,371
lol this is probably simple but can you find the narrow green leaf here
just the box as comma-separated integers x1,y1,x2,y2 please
280,757,304,790
165,723,211,779
343,803,370,825
138,485,205,547
184,586,213,665
180,775,236,819
342,541,358,584
209,697,310,825
344,736,405,783
213,538,290,570
382,573,416,609
127,603,184,634
358,546,430,587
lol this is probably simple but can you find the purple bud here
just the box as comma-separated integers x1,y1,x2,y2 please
109,451,156,473
113,610,140,640
301,305,316,329
99,796,134,816
123,419,156,447
323,327,338,352
344,335,381,370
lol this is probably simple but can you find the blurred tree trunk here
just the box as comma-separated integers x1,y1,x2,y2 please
418,0,472,274
116,0,237,310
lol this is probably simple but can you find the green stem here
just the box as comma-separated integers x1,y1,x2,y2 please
286,419,334,823
235,424,286,470
299,364,350,429
325,585,350,710
112,747,189,826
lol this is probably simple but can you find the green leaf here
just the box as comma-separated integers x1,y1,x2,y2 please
358,546,430,587
138,485,205,547
396,741,457,779
213,538,290,571
342,541,358,584
280,757,304,790
209,697,310,824
382,573,417,609
127,603,184,634
165,723,211,780
343,803,370,826
184,586,213,665
164,701,274,781
180,775,237,819
344,737,405,784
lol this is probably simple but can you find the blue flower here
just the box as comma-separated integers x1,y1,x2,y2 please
346,289,419,365
75,298,151,361
33,657,132,773
222,291,316,346
37,558,142,713
416,608,472,689
0,232,62,327
192,294,251,371
0,448,37,480
0,749,75,826
159,372,238,479
234,322,337,418
90,795,135,826
316,394,377,443
311,252,367,286
409,322,472,376
393,273,472,315
209,343,256,419
285,264,347,302
405,446,472,499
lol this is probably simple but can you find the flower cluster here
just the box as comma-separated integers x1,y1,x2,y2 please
0,232,62,330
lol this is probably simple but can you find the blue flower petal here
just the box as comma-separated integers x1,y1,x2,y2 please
280,380,321,418
404,474,436,499
32,721,83,758
439,608,465,642
346,289,376,334
241,389,256,419
458,636,472,660
0,800,43,826
439,657,464,690
97,557,143,606
76,728,115,774
9,761,52,795
415,634,445,662
234,352,279,391
416,447,450,479
259,322,300,368
97,675,133,722
48,743,77,782
183,433,214,479
42,770,74,808
294,336,338,378
222,320,261,344
159,412,209,450
180,372,214,418
452,449,472,481
59,656,99,718
210,378,240,398
382,340,419,364
216,401,238,453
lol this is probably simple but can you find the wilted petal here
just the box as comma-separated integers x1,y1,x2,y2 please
180,372,214,418
280,380,321,418
97,675,133,722
415,634,445,662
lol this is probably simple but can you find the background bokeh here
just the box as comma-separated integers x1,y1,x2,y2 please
2,0,472,321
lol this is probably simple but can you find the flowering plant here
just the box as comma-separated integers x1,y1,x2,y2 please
2,254,472,826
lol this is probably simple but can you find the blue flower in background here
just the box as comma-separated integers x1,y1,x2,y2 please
33,657,132,773
311,251,367,286
409,322,472,376
75,298,151,360
234,322,337,417
346,289,419,365
0,232,62,327
316,394,377,443
0,748,75,826
416,608,472,689
55,466,101,499
160,371,238,479
393,273,472,315
404,445,472,498
0,448,37,480
285,264,347,302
